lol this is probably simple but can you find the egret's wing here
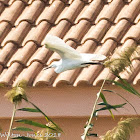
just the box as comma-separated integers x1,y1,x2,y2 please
44,35,81,59
81,53,107,61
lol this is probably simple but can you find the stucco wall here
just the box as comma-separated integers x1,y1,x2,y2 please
0,85,140,139
0,117,140,140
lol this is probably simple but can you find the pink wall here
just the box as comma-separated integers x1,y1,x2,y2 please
0,85,140,139
0,117,140,140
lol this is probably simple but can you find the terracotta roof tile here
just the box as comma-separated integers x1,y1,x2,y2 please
36,1,65,25
134,13,140,23
48,0,70,5
95,0,124,23
64,20,91,43
102,19,132,43
27,45,50,66
133,71,140,85
8,0,29,5
82,20,111,44
0,0,9,5
74,65,104,86
93,68,115,86
23,21,51,46
0,65,3,74
15,0,45,26
47,20,72,38
56,0,85,24
33,68,57,87
13,61,43,86
0,43,17,66
75,0,104,24
2,21,31,46
7,42,37,67
0,0,139,87
0,1,25,25
118,60,140,82
94,40,139,86
0,2,5,14
121,21,140,43
115,0,140,23
0,62,23,85
0,22,12,43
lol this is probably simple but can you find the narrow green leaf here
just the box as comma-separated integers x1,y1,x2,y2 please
32,103,63,132
87,133,98,137
98,102,126,108
103,89,138,114
111,80,133,94
109,110,115,120
11,136,36,140
100,93,107,104
96,102,126,119
12,127,33,131
100,92,114,119
109,77,140,98
18,108,40,112
15,119,56,130
103,89,114,93
113,103,126,108
96,103,126,112
117,75,140,97
96,106,112,112
24,99,63,132
98,102,107,105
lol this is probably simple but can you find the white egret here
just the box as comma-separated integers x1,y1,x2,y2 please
44,35,107,73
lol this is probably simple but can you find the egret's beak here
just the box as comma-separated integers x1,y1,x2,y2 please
43,65,52,70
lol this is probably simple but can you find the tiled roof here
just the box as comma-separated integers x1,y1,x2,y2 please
0,0,140,87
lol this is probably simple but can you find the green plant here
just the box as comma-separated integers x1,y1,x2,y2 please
5,80,62,140
81,46,140,140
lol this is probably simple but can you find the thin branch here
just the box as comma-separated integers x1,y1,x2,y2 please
82,74,109,140
6,103,17,140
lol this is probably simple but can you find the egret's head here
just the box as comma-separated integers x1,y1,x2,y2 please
44,59,60,70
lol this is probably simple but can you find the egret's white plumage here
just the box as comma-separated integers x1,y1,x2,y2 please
44,34,106,73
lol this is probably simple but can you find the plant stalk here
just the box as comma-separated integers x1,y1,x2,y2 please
6,103,17,140
82,74,109,140
88,78,106,125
